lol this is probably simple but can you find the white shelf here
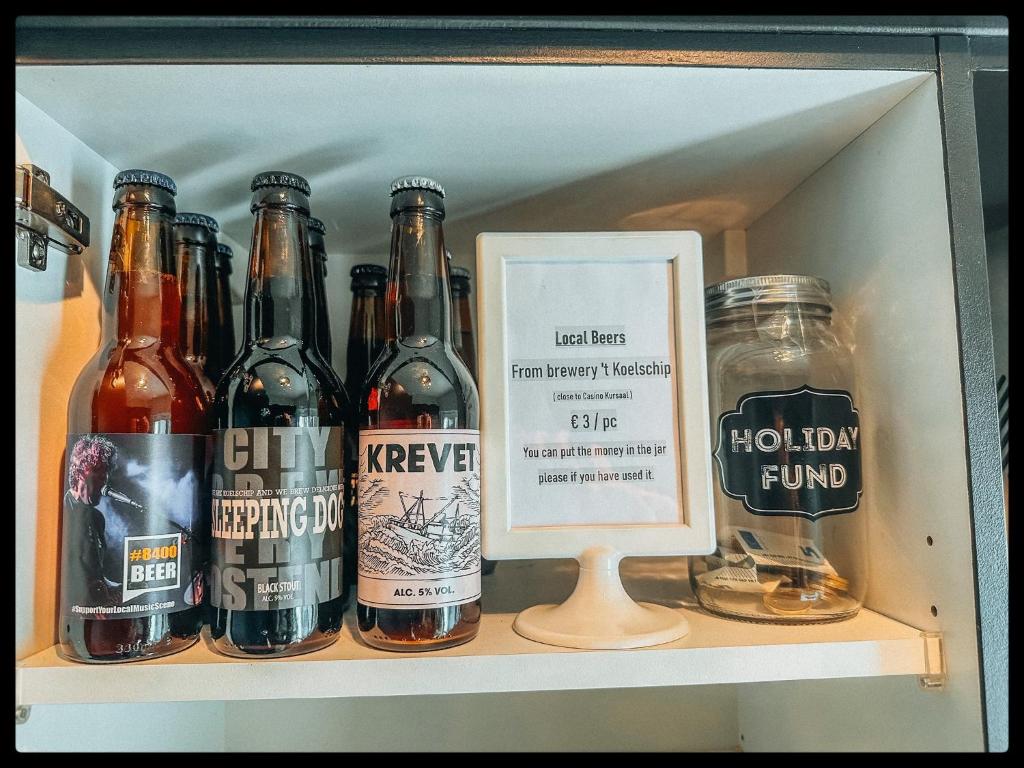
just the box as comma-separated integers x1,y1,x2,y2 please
17,560,929,706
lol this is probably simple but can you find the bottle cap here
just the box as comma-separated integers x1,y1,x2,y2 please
350,264,387,279
390,176,445,198
450,266,471,280
308,216,327,235
250,171,311,196
113,169,177,195
174,212,219,233
350,263,388,291
214,242,234,274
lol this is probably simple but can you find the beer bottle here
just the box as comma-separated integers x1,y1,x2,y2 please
449,264,477,380
208,172,347,657
357,177,482,651
449,263,497,576
307,214,354,609
174,212,218,401
345,262,387,606
59,169,209,663
206,242,237,385
307,216,333,365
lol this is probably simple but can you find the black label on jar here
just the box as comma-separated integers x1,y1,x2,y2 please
713,386,863,520
60,433,209,619
209,427,344,611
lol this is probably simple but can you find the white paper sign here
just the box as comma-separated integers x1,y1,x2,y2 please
504,259,683,527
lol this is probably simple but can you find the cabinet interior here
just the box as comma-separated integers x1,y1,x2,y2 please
15,63,984,752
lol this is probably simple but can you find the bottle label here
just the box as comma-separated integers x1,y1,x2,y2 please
60,433,208,619
713,386,863,520
357,429,482,610
209,427,345,611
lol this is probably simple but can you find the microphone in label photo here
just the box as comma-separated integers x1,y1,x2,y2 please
101,485,145,510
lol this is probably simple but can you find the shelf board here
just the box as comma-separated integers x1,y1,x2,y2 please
17,560,927,706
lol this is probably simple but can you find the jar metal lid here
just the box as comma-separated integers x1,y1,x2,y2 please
705,274,832,313
450,266,471,280
308,216,326,235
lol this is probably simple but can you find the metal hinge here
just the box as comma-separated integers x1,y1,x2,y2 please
919,631,946,690
15,163,91,272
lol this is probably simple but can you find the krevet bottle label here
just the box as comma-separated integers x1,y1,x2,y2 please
60,433,208,619
713,386,863,520
209,426,345,611
358,429,482,609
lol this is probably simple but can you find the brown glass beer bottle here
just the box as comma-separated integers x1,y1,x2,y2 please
59,169,209,663
449,264,477,381
345,263,387,606
307,216,333,365
174,212,218,401
357,177,482,651
206,242,237,386
307,214,354,609
449,262,497,576
208,172,348,657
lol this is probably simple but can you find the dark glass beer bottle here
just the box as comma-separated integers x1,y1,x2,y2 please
59,169,209,663
345,263,387,606
449,265,477,381
307,214,354,609
208,172,348,657
449,263,497,576
357,177,482,651
206,242,237,386
174,212,218,401
307,216,333,365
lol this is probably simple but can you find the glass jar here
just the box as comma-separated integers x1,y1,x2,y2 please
691,275,867,623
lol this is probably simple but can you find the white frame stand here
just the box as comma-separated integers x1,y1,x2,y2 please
477,232,714,651
512,545,689,649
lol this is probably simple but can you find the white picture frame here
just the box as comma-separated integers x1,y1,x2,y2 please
475,232,715,649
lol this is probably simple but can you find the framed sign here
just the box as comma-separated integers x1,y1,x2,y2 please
476,232,715,648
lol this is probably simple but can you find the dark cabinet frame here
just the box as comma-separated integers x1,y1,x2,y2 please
15,15,1009,751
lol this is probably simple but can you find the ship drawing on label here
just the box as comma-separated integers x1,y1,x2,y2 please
358,449,482,579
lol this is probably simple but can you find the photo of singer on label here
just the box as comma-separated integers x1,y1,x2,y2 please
60,434,206,619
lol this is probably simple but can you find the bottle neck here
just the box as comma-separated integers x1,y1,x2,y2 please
176,238,211,362
243,206,316,348
105,204,181,347
385,209,453,347
346,289,385,390
350,290,386,345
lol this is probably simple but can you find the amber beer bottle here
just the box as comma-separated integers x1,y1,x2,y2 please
345,263,387,604
449,263,497,576
307,214,355,608
59,170,209,663
357,177,482,651
174,212,218,401
208,172,348,657
449,265,477,380
307,216,333,365
207,242,237,385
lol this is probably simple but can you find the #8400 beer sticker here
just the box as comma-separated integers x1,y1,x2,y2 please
60,433,208,619
358,429,482,610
